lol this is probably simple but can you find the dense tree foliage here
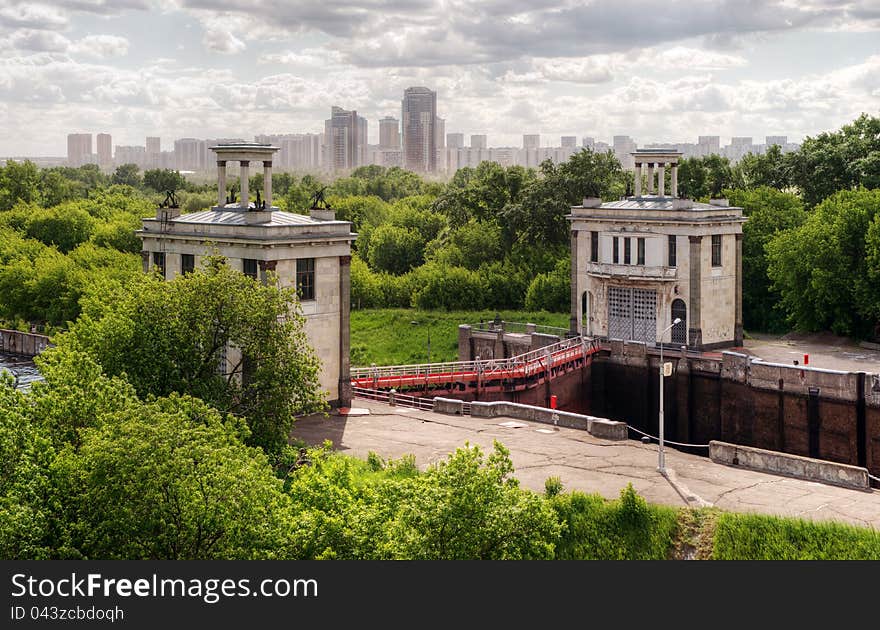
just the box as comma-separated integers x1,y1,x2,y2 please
767,189,880,337
788,114,880,208
51,257,325,452
725,187,806,332
53,394,294,559
143,168,186,193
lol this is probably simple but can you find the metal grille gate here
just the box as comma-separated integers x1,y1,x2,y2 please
607,287,657,344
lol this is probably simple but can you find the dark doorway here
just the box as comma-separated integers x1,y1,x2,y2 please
671,299,687,345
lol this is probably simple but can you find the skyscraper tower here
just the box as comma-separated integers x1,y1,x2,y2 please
324,106,360,172
401,86,436,173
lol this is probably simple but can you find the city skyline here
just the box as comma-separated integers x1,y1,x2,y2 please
1,1,878,156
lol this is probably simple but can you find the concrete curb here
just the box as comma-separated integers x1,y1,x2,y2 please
432,398,628,440
709,441,870,490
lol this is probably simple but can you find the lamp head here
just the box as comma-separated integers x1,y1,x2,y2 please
673,318,682,325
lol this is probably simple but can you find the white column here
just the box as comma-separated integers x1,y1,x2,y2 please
240,160,249,209
658,162,666,197
647,163,655,194
263,160,272,209
217,161,226,207
671,164,679,198
634,163,642,197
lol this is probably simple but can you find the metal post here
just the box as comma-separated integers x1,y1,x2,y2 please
658,317,681,475
659,340,665,473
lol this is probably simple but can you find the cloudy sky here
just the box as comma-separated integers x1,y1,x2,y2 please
1,0,879,156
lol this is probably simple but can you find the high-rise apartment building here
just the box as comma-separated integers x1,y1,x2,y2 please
379,117,400,149
115,145,146,168
561,136,577,148
67,133,92,167
325,106,360,172
446,133,464,149
146,136,161,168
612,135,637,169
765,135,787,147
174,138,207,171
401,86,437,172
96,133,112,168
697,135,721,156
470,134,487,150
523,134,540,149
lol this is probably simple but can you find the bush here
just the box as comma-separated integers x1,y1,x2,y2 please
524,257,570,312
411,263,484,310
350,255,384,309
550,485,679,560
368,224,424,275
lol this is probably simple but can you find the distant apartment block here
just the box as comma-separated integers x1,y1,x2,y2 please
446,133,464,149
96,133,112,168
67,133,92,167
470,134,487,150
523,134,540,149
115,145,146,168
613,135,637,169
145,137,161,168
561,136,577,148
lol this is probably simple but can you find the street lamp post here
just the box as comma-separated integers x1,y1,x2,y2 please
658,317,682,475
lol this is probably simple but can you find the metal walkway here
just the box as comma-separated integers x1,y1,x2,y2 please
351,336,601,394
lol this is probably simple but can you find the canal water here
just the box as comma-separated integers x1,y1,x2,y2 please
0,353,41,390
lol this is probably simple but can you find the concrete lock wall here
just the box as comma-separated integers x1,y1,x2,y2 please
431,397,628,440
709,441,870,490
0,329,51,357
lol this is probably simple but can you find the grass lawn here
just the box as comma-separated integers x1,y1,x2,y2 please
349,308,570,367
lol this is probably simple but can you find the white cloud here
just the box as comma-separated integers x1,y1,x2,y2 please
70,34,130,58
0,3,68,30
8,29,71,52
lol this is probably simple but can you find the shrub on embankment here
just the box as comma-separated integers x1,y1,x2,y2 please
549,485,680,560
712,512,880,560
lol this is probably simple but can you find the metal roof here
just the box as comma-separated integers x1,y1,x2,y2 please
169,209,344,227
577,197,741,212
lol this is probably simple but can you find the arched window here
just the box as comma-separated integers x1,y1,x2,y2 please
671,299,687,345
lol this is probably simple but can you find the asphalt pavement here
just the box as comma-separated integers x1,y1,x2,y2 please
292,400,880,530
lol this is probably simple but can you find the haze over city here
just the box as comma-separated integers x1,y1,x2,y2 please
1,0,879,156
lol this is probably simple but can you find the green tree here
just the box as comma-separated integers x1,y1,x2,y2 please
501,150,625,249
767,189,880,337
677,155,736,199
726,187,806,332
384,442,560,559
52,257,326,451
789,113,880,207
524,257,570,313
367,224,424,275
111,163,141,188
25,205,96,253
143,168,186,193
735,145,793,190
0,160,41,210
52,394,294,559
0,376,55,559
426,220,502,270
